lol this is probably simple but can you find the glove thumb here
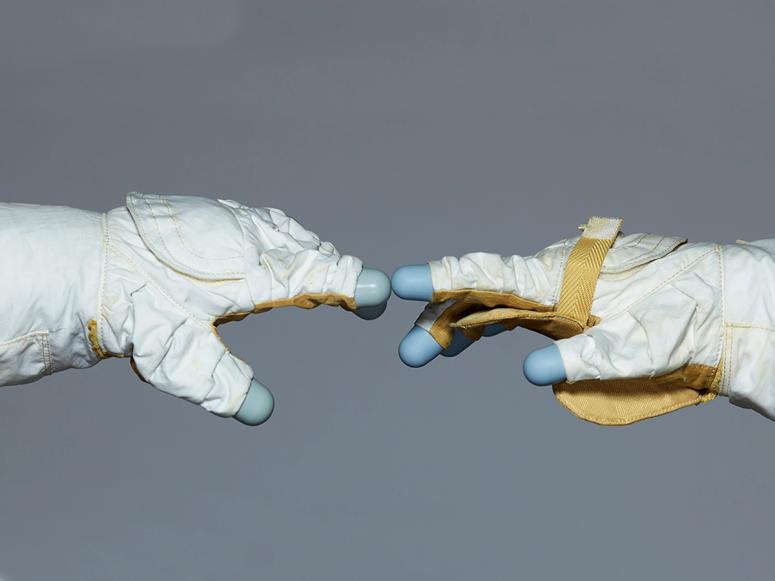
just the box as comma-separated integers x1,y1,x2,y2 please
130,317,273,424
525,285,700,387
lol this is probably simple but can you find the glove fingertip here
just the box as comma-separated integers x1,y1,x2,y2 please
398,326,443,367
523,344,566,386
234,379,275,426
354,267,391,307
391,265,433,301
354,302,388,320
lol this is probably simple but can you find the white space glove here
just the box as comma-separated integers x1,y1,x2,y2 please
393,217,775,425
0,193,389,425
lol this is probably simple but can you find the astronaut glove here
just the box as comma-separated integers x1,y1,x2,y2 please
393,217,775,425
0,194,389,425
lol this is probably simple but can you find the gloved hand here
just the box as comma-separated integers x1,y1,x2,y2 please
392,217,775,425
0,193,390,425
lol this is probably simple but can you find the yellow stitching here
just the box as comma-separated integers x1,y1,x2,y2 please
431,289,553,311
87,319,108,359
213,293,357,328
725,322,775,332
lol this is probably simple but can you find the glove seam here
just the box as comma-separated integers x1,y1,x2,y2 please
162,195,243,261
599,246,717,319
549,239,574,305
96,212,110,358
716,244,727,395
105,243,212,331
720,325,733,397
602,235,687,273
142,317,193,383
725,321,775,332
127,193,245,278
218,199,256,304
198,346,231,406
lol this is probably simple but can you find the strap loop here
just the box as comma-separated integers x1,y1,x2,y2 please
555,216,622,327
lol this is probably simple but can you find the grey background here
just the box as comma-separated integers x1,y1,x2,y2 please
1,1,774,579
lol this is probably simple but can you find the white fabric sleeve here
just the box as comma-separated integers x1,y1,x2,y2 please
0,202,104,385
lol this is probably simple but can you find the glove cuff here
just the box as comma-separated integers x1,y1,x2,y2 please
0,203,106,385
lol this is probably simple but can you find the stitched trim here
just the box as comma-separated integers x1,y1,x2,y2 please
0,331,53,376
161,196,244,261
725,322,775,332
556,391,714,426
140,195,244,275
721,325,734,396
432,289,553,311
550,239,574,306
601,235,687,274
106,244,212,330
87,319,109,359
714,244,726,380
126,193,245,279
39,331,52,375
96,212,109,359
219,198,253,296
606,246,718,319
553,362,718,425
213,292,357,328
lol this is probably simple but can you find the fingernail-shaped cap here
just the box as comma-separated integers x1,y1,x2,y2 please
399,326,444,367
391,265,433,301
234,379,275,426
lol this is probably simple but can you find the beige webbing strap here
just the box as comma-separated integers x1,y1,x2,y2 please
555,217,623,327
550,216,719,425
447,216,624,342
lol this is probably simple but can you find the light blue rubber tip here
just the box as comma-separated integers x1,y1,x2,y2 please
522,344,567,386
354,268,392,308
391,264,433,301
354,302,388,320
234,379,275,426
398,326,443,367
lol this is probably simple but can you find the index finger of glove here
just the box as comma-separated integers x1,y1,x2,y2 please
393,242,568,309
427,246,568,308
229,204,365,310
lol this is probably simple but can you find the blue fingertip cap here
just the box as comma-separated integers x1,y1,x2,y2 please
354,268,391,308
354,302,388,320
398,326,444,367
522,344,567,386
234,379,275,426
391,265,433,301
